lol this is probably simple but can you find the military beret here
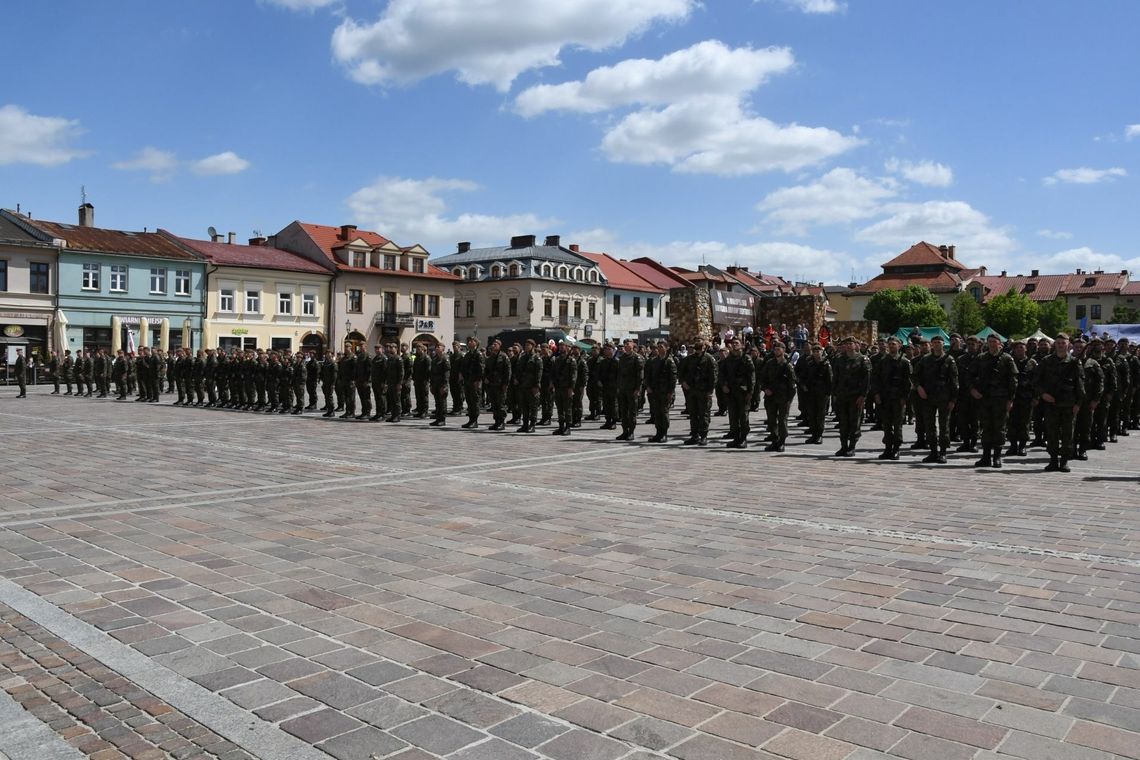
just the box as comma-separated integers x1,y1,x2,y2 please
949,333,962,339
929,334,944,342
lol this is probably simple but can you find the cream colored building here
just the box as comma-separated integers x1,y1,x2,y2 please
172,233,332,353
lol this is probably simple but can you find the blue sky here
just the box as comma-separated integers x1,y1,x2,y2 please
2,0,1137,284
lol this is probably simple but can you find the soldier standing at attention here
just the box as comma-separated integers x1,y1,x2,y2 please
615,339,645,441
573,346,589,428
1073,337,1103,461
305,351,319,410
970,333,1017,468
369,345,387,422
799,344,833,445
61,350,74,395
429,342,450,426
914,335,958,464
12,348,28,397
352,346,372,420
719,338,753,448
91,348,107,397
412,341,430,418
291,352,307,414
832,336,870,457
484,339,512,431
385,343,404,422
111,350,128,399
550,342,578,436
513,339,542,433
644,341,677,443
1006,341,1036,456
955,336,981,453
47,350,60,394
399,343,413,416
448,340,464,415
682,339,717,446
1092,340,1115,449
540,343,555,426
714,346,729,416
192,350,206,405
337,349,355,419
320,350,338,417
759,341,797,452
586,346,602,420
277,351,293,415
597,343,619,430
1037,333,1085,472
460,337,485,428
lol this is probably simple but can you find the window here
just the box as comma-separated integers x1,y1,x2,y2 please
383,255,397,270
544,298,553,318
542,264,553,278
149,268,167,294
509,264,521,277
454,267,465,280
271,337,292,352
465,300,475,317
278,292,292,315
383,291,397,316
613,294,621,314
647,298,654,317
110,265,127,292
1083,277,1096,288
1091,304,1102,320
557,266,567,279
347,289,362,313
589,270,599,283
454,300,461,318
302,293,316,316
576,269,584,281
588,302,596,321
1075,305,1086,319
219,289,235,312
559,300,569,322
30,262,50,294
413,293,426,316
491,298,500,317
0,260,6,291
633,297,641,316
665,300,671,317
174,269,191,296
411,258,425,273
508,297,518,316
82,263,100,290
428,294,440,317
573,301,582,319
351,251,367,268
246,290,261,313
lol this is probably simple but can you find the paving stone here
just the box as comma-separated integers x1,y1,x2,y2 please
279,708,362,743
316,725,408,760
389,715,485,755
535,728,628,760
489,713,570,747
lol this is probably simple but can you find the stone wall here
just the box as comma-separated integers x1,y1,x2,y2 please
827,319,879,345
758,295,826,341
666,287,711,344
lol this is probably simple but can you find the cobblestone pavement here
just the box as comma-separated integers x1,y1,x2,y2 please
1,384,1139,760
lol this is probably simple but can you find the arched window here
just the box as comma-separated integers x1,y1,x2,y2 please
557,265,568,280
508,263,521,278
575,268,584,281
453,267,465,280
542,264,553,278
588,270,599,283
491,265,504,279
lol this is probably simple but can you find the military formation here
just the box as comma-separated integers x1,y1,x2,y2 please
15,332,1140,473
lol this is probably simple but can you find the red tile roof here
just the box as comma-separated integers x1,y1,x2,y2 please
295,222,457,281
626,258,693,289
578,251,661,293
850,271,966,295
973,274,1067,302
726,267,794,294
26,218,201,260
1063,271,1127,294
169,233,331,274
882,241,968,271
1121,280,1140,296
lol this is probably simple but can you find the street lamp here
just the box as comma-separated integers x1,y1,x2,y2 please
183,317,192,350
344,319,352,349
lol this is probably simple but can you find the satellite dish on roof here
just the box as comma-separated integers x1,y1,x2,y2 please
207,226,218,239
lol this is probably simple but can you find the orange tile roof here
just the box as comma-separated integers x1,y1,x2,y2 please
626,258,693,289
1121,281,1140,296
973,274,1067,302
850,271,966,295
296,222,457,281
882,241,968,271
578,251,661,293
170,233,331,274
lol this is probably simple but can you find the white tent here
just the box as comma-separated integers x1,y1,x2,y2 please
1027,329,1049,340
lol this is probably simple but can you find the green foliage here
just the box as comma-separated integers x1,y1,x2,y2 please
949,292,985,336
984,291,1039,338
1112,304,1139,324
863,285,949,334
1037,299,1070,336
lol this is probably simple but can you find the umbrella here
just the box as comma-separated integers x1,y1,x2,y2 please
126,327,137,354
53,309,69,351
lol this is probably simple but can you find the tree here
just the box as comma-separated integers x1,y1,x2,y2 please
1111,304,1139,324
949,292,985,336
1037,298,1070,336
984,291,1039,338
863,285,948,335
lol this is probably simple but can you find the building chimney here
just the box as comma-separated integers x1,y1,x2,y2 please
938,244,949,258
227,232,236,245
1001,270,1007,277
1031,269,1039,277
339,224,357,241
457,241,471,253
78,203,95,228
248,236,267,247
569,244,580,252
1075,268,1083,275
510,234,536,249
544,235,561,247
948,245,956,259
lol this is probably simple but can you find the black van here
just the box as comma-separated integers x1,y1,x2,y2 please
488,328,569,348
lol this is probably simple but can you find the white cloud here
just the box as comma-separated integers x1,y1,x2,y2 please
885,157,953,187
0,104,88,166
331,0,693,91
757,168,897,234
779,0,845,13
347,176,559,248
1038,246,1140,274
1037,228,1073,240
617,238,856,282
1043,166,1127,186
1126,124,1140,141
111,147,179,182
260,0,337,10
515,41,794,116
855,200,1016,263
190,151,251,176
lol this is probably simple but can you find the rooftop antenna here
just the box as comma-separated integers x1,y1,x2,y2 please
207,226,218,240
81,185,87,205
252,228,263,238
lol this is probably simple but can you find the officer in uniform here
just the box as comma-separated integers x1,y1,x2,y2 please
47,350,60,394
573,346,589,428
338,349,356,419
320,350,338,417
412,341,431,418
615,339,645,441
970,333,1017,468
384,343,404,422
913,335,957,463
277,352,294,415
12,348,28,397
1037,333,1085,472
353,346,372,420
644,341,677,443
1092,340,1116,449
61,350,74,395
192,350,206,405
597,343,619,430
760,341,798,452
955,336,981,453
1005,340,1036,456
716,338,751,448
682,339,717,446
1074,337,1103,460
400,343,414,416
460,337,485,428
514,339,542,433
369,345,388,421
550,342,578,435
586,346,602,420
429,342,450,425
304,351,319,410
484,339,512,431
832,336,870,457
291,353,307,414
539,343,555,425
798,343,833,445
448,340,464,415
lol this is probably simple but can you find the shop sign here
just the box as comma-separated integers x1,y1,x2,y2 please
414,319,436,332
3,325,24,338
118,316,164,326
231,328,249,335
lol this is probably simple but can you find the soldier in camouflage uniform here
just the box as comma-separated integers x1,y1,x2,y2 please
429,342,450,426
1073,337,1103,461
682,339,717,446
969,334,1017,468
1006,340,1036,456
615,340,645,441
832,336,870,457
484,339,512,431
514,339,542,433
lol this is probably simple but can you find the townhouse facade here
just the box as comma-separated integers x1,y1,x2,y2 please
576,248,666,342
0,210,58,359
169,232,332,354
273,222,456,350
431,235,607,344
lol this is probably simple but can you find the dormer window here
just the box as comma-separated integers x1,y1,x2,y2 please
575,268,584,281
383,254,397,270
589,270,599,283
542,264,553,278
1022,283,1036,294
351,251,367,268
491,264,504,279
411,258,424,273
1083,277,1095,287
508,263,521,278
557,265,568,279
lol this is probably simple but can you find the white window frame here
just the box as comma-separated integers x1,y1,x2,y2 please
149,267,167,295
219,288,235,312
110,265,128,292
82,262,100,290
278,291,293,315
246,289,261,314
174,269,191,296
301,293,316,317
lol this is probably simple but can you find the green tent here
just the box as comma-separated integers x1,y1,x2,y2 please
974,326,1007,342
894,326,950,343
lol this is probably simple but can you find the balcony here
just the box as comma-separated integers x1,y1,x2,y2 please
373,311,415,327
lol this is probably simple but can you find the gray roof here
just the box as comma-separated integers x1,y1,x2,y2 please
0,211,51,245
432,244,598,268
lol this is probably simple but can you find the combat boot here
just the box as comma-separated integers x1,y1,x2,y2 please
1044,456,1060,472
1074,447,1088,461
835,438,849,457
992,451,1002,468
922,450,939,463
1004,443,1018,457
1059,458,1071,472
974,448,992,467
936,445,948,464
683,437,698,445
